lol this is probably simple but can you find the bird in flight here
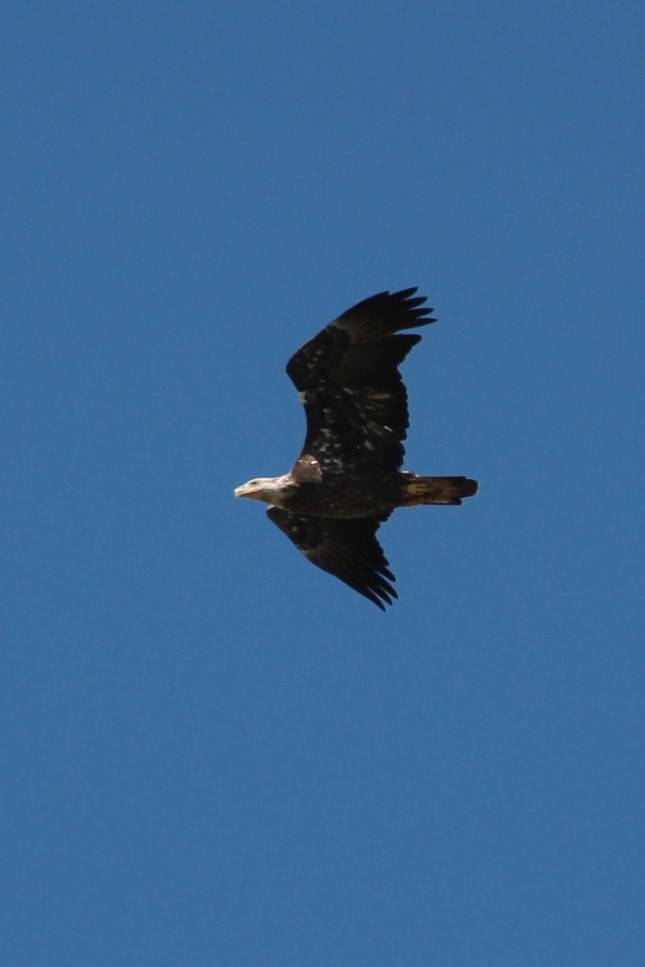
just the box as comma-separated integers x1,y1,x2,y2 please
235,288,478,609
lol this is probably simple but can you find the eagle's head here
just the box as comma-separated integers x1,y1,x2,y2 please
234,474,297,507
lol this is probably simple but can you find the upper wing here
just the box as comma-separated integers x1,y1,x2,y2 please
267,507,397,610
286,288,435,474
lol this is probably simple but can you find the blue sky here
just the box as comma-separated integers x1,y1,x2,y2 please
3,2,643,964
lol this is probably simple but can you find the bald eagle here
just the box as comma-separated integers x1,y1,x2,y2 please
235,288,478,609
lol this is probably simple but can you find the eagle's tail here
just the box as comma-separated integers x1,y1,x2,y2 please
402,475,479,506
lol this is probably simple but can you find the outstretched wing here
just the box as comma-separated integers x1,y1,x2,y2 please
286,288,435,475
267,507,397,610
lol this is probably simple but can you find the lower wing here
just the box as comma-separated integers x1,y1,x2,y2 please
266,508,397,610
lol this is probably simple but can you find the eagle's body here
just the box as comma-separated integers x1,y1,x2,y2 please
235,288,478,609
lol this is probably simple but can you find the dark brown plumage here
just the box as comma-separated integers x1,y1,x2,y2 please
267,508,398,610
234,288,478,609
